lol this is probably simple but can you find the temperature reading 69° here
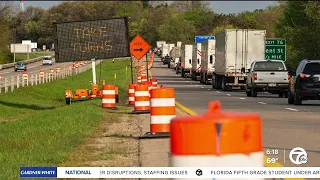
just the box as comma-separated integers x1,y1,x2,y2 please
266,157,278,164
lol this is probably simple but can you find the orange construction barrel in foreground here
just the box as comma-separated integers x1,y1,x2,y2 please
139,88,175,139
101,84,117,110
170,101,263,172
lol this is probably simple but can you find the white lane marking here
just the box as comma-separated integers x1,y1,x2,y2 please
196,85,199,86
240,97,246,100
186,81,189,82
216,91,220,93
226,94,231,96
285,108,299,112
258,102,267,105
201,86,204,88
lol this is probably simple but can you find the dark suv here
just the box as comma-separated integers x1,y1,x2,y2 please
288,59,320,105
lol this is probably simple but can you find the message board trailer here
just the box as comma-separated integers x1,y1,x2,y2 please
54,17,130,63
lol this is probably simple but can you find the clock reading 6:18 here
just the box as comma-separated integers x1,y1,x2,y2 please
265,149,279,155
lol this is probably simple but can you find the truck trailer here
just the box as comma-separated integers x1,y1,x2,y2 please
161,44,170,65
181,45,193,78
191,43,201,81
157,41,166,48
200,39,216,84
213,29,266,91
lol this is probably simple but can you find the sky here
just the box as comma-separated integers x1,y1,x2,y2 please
13,1,277,14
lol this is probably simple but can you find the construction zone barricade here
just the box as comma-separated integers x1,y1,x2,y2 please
131,84,150,114
56,66,61,73
139,88,175,139
102,84,118,110
150,78,158,89
128,84,135,105
50,68,54,76
170,101,263,178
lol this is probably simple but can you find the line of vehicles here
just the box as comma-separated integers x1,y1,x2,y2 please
155,29,320,105
14,56,54,72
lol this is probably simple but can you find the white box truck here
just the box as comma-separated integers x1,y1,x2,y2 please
181,45,193,78
161,44,170,65
191,43,201,81
200,39,216,84
169,47,181,69
213,29,266,91
157,41,166,48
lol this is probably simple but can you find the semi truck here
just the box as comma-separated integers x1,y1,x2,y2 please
169,47,181,69
181,45,193,78
161,44,170,65
200,39,216,84
213,29,266,91
191,43,201,81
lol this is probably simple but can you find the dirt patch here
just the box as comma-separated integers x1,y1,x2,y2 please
60,112,142,180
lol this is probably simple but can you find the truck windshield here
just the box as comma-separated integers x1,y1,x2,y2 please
303,62,320,74
43,57,51,60
253,61,285,71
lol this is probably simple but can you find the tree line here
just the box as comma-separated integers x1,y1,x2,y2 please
0,1,319,68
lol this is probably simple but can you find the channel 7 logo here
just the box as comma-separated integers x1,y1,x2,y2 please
289,147,308,165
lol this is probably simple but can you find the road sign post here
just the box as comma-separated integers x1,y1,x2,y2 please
130,34,151,82
265,38,286,61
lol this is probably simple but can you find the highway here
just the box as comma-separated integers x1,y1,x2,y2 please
151,57,320,168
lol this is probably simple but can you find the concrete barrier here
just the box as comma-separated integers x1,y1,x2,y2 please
0,54,55,70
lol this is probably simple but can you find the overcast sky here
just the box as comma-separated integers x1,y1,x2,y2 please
13,1,277,14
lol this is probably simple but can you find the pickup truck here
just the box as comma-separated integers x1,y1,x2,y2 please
246,60,290,97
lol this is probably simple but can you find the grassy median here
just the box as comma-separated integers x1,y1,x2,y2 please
0,58,134,179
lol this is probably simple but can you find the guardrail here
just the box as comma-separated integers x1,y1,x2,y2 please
0,60,100,94
0,54,55,70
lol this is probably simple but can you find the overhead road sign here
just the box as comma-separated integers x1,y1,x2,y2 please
54,17,130,63
195,36,215,44
265,38,286,61
130,35,151,60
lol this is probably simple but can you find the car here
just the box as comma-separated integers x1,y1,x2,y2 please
246,60,289,97
42,56,53,65
288,59,320,105
14,61,27,71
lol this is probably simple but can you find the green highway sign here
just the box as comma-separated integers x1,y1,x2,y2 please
265,38,286,61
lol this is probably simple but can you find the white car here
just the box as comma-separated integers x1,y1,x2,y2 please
42,56,53,65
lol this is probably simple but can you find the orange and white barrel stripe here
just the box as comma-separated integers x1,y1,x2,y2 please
22,72,28,80
56,66,60,73
137,76,142,84
141,75,147,82
40,70,44,78
50,68,54,75
150,78,158,89
101,84,116,108
128,84,135,105
134,85,150,112
170,101,263,179
150,88,176,133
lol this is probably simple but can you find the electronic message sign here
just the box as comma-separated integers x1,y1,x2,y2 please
54,17,130,62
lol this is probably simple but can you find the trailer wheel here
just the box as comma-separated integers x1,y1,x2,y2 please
221,77,227,91
251,87,257,97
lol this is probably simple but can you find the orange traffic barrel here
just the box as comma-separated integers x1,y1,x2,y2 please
141,75,147,83
101,84,117,110
170,101,263,167
131,84,150,114
56,66,61,73
137,76,142,84
128,84,135,105
49,67,54,75
150,78,158,89
115,86,119,103
22,72,28,80
39,70,44,78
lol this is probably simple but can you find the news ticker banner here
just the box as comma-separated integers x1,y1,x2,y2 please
20,167,320,178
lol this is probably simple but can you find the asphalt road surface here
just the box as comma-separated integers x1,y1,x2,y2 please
151,57,320,168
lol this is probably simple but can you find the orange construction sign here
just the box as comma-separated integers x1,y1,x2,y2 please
130,35,151,61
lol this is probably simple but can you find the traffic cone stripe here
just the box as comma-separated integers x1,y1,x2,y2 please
128,84,135,105
135,91,149,96
129,89,134,93
150,98,175,106
102,99,115,103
